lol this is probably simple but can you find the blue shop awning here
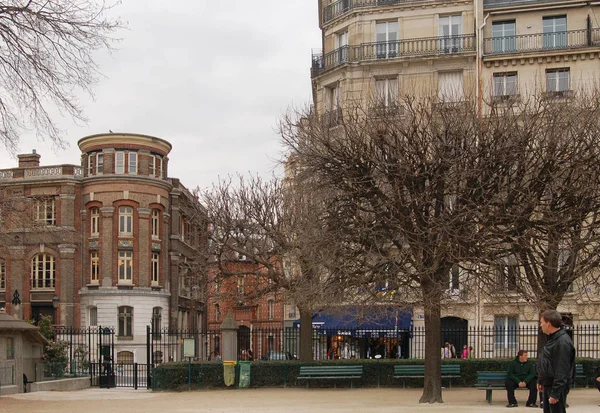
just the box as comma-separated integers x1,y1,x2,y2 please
292,307,412,331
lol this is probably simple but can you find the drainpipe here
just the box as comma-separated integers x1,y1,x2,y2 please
477,8,490,119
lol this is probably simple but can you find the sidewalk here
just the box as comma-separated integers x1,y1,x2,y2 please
1,387,599,413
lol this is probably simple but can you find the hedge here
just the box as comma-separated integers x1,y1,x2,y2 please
151,358,600,391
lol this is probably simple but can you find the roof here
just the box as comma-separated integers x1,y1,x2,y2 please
0,311,49,345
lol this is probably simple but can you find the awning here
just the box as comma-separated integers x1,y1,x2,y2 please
292,307,412,331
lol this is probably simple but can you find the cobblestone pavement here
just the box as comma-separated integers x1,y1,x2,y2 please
1,387,599,413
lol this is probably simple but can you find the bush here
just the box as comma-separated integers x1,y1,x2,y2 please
151,357,600,390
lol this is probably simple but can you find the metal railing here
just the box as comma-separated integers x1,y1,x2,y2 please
484,0,582,9
483,28,600,55
148,327,222,364
323,0,418,24
312,35,476,77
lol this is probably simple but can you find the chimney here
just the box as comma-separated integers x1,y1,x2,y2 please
18,150,41,167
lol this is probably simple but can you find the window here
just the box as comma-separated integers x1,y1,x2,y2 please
96,154,104,174
7,337,14,359
439,15,462,53
495,315,518,350
446,264,460,291
118,206,133,236
376,21,399,58
118,251,133,283
31,253,55,289
149,155,163,178
89,306,97,326
215,304,221,322
118,306,133,337
543,16,567,49
151,209,160,239
546,68,570,94
237,276,245,295
34,198,56,226
117,350,134,364
152,307,162,335
0,259,5,290
374,78,398,108
497,263,518,291
128,152,138,174
151,253,160,286
335,30,349,64
268,299,275,320
324,84,341,127
115,152,125,174
491,20,516,53
438,72,464,102
493,72,518,98
90,251,100,284
90,207,100,236
87,154,94,176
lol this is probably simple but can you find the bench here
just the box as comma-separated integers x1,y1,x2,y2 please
476,371,535,405
393,364,461,388
296,365,363,388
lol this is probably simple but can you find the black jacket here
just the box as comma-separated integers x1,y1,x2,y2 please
537,328,575,399
507,356,536,384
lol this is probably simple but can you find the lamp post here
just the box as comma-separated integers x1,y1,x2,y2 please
11,290,21,316
52,295,60,325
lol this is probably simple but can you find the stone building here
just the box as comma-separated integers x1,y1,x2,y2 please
310,0,600,354
0,133,207,364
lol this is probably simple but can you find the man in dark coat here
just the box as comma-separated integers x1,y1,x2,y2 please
537,309,575,413
505,349,537,407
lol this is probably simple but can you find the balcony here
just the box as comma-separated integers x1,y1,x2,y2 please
483,0,582,10
483,28,600,56
323,0,427,24
0,165,83,181
311,35,476,77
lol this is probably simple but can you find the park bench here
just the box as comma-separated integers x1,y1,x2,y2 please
393,364,461,388
296,365,363,388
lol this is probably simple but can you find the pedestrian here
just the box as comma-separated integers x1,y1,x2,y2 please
467,346,474,359
595,376,600,406
441,342,451,359
449,342,457,358
461,344,470,359
536,309,575,413
505,349,537,408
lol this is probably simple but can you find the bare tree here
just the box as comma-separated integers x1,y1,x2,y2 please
0,0,122,152
201,175,346,361
279,95,544,403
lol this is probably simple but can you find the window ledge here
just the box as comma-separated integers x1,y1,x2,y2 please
87,283,100,289
117,336,134,341
117,284,134,290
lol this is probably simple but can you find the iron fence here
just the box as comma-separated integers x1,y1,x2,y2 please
147,327,222,365
237,324,600,361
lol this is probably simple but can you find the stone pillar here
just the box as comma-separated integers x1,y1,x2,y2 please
58,244,77,326
8,246,26,319
59,193,76,228
100,206,115,287
138,208,151,288
169,252,180,329
220,311,238,361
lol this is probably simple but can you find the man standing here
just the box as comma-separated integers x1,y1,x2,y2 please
537,309,575,413
505,349,537,408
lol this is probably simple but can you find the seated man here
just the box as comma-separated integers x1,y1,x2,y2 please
505,349,537,408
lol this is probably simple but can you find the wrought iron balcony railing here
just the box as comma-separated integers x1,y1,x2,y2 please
323,0,418,24
483,28,600,55
483,0,582,9
312,34,475,77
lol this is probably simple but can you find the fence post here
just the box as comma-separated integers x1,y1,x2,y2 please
146,325,151,389
133,363,138,390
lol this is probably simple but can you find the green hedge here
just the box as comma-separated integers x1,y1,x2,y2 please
151,358,600,391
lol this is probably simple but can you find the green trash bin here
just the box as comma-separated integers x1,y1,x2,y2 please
238,361,251,388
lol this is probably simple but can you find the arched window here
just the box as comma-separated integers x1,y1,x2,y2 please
215,304,221,322
117,350,134,364
268,299,275,320
31,254,55,289
152,307,162,335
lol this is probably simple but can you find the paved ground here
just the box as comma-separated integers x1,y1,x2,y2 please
1,387,599,413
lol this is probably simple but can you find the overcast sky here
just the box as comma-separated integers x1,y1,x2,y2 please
0,1,321,191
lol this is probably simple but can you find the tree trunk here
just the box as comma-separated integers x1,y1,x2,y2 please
419,284,444,403
299,306,313,362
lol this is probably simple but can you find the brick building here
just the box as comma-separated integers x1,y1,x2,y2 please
0,133,207,363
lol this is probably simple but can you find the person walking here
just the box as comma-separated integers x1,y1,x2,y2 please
536,309,575,413
505,349,537,408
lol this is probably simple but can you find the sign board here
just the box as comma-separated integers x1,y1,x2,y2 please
183,338,195,358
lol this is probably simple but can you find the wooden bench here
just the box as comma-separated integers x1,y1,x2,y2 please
476,371,534,405
393,364,461,388
296,365,363,388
